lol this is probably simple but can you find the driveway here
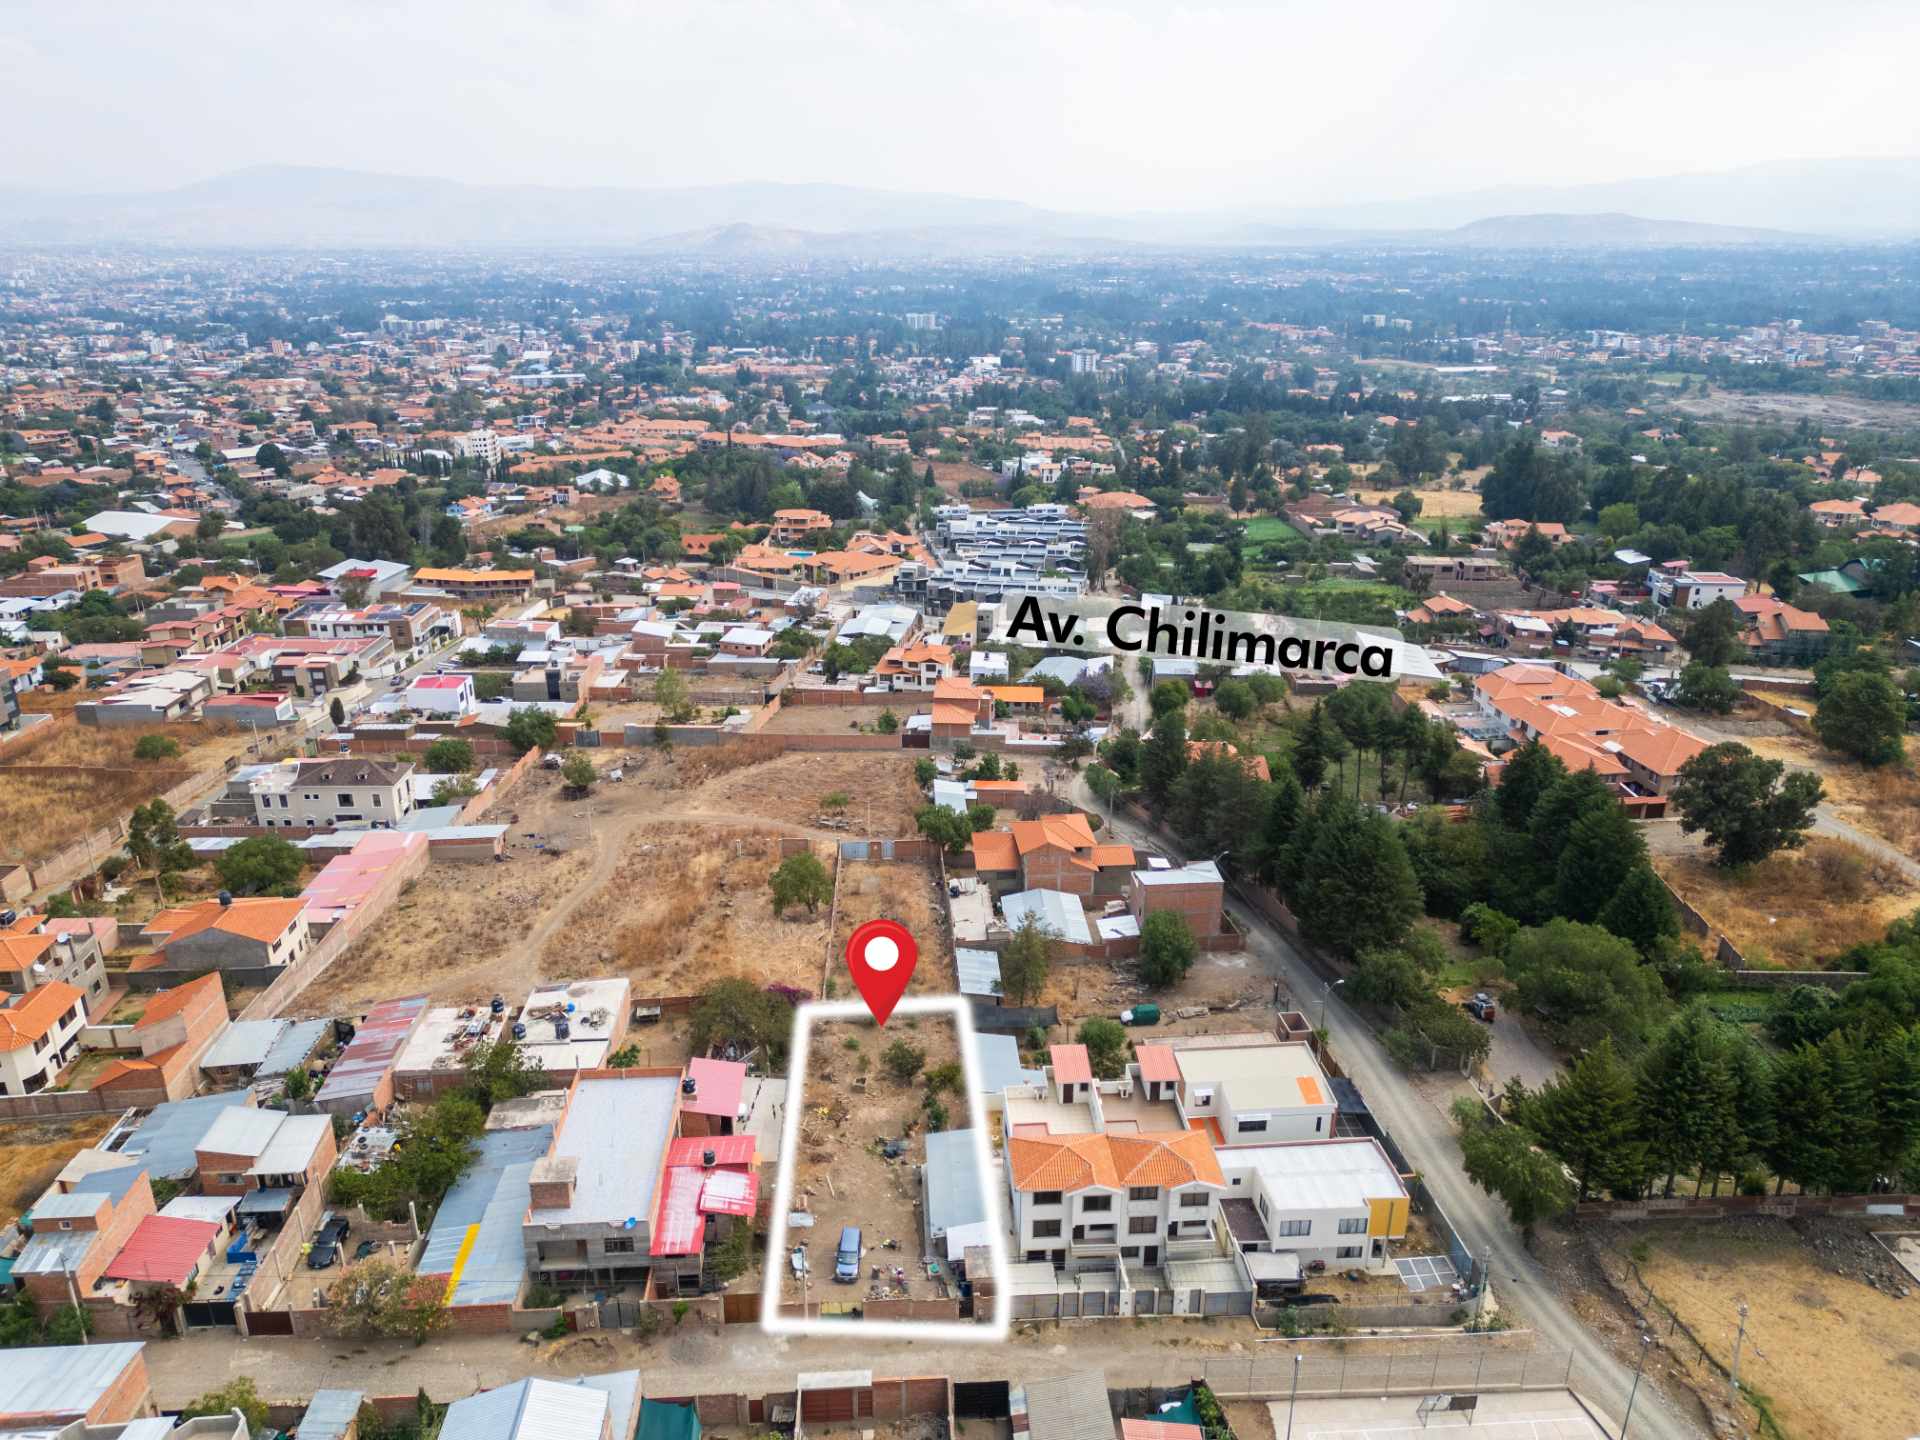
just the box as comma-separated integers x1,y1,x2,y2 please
1078,782,1704,1440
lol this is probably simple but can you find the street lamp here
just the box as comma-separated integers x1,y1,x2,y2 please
1621,1333,1653,1438
1318,978,1344,1029
1283,1353,1301,1440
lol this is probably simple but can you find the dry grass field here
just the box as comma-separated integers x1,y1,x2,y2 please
1650,837,1915,967
1620,1220,1920,1440
830,858,953,995
0,717,244,866
0,1114,117,1223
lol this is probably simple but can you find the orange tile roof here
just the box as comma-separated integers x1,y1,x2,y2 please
1008,1129,1224,1192
931,703,979,728
0,980,82,1052
984,685,1045,705
1089,844,1136,868
1051,1043,1093,1084
132,973,224,1031
0,933,54,972
1010,814,1098,856
149,897,307,948
969,831,1020,872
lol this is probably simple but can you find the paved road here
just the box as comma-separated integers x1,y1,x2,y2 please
1080,785,1704,1440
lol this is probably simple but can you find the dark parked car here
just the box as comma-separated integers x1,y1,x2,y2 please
307,1240,340,1269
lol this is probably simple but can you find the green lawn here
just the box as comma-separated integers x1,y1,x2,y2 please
1242,515,1306,543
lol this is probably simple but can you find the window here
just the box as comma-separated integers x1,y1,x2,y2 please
1336,1246,1364,1260
1080,1195,1112,1214
372,794,383,807
1128,1216,1157,1235
1032,1219,1062,1239
1121,1246,1140,1259
1179,1191,1209,1208
1128,1186,1158,1202
1315,1116,1324,1133
604,1237,635,1254
337,793,353,807
1237,1119,1268,1134
1337,1217,1368,1234
58,1220,73,1231
1256,1194,1270,1219
1272,1218,1311,1237
1032,1191,1062,1207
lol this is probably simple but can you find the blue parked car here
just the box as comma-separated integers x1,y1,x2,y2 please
834,1226,862,1283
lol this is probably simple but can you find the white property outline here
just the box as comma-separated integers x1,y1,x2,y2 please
759,995,1011,1341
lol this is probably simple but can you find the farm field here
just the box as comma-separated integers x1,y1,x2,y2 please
782,1013,967,1306
1241,515,1304,544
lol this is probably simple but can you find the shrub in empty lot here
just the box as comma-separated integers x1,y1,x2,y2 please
131,733,181,762
883,1039,926,1084
769,851,832,916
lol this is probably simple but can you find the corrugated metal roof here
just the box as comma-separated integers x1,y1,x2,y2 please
256,1017,329,1078
955,947,1002,997
198,1018,287,1071
250,1113,332,1177
1017,1370,1113,1440
441,1376,610,1440
197,1106,283,1159
104,1214,219,1286
1002,888,1092,945
418,1125,553,1307
923,1128,987,1239
0,1342,147,1422
115,1090,256,1179
316,993,429,1109
973,1032,1045,1097
297,1388,367,1440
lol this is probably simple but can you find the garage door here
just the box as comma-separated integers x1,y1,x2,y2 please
1204,1289,1250,1317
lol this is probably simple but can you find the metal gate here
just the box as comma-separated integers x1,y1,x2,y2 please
723,1292,761,1324
1203,1289,1248,1317
181,1300,236,1329
241,1307,291,1336
953,1381,1010,1419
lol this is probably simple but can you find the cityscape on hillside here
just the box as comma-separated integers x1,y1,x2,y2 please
2,6,1920,1440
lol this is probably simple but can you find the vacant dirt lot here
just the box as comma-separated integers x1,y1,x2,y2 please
682,751,925,836
1650,835,1916,967
1671,386,1920,432
1354,485,1485,519
0,716,251,866
760,703,911,736
1601,1219,1920,1440
0,1113,117,1223
831,859,953,995
784,1014,967,1305
550,825,831,1000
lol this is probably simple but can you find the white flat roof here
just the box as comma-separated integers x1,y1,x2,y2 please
1173,1043,1332,1113
528,1075,677,1227
1221,1137,1407,1211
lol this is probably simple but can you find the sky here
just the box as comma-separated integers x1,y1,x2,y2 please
9,0,1920,212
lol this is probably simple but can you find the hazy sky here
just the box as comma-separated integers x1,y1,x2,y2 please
10,0,1920,210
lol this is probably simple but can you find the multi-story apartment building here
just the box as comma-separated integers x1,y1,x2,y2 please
0,981,86,1095
250,756,417,829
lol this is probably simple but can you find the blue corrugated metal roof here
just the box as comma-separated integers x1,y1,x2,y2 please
297,1388,367,1440
418,1125,553,1306
113,1089,254,1180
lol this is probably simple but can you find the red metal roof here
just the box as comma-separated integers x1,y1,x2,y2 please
1049,1044,1092,1084
664,1134,756,1168
1134,1044,1180,1084
104,1215,220,1286
682,1057,746,1118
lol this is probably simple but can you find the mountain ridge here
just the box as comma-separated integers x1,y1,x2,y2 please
0,160,1900,250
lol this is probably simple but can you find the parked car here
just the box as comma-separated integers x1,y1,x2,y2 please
307,1240,340,1269
834,1226,862,1283
1462,992,1497,1022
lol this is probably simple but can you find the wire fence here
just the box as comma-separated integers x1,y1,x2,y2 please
1112,1345,1582,1404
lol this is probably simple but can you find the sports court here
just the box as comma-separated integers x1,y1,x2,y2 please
1267,1390,1611,1440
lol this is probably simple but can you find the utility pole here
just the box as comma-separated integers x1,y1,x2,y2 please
1283,1353,1301,1440
1471,1250,1490,1326
1729,1302,1749,1407
64,1270,88,1344
1621,1333,1652,1438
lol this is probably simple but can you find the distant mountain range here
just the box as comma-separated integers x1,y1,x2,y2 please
0,158,1910,252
